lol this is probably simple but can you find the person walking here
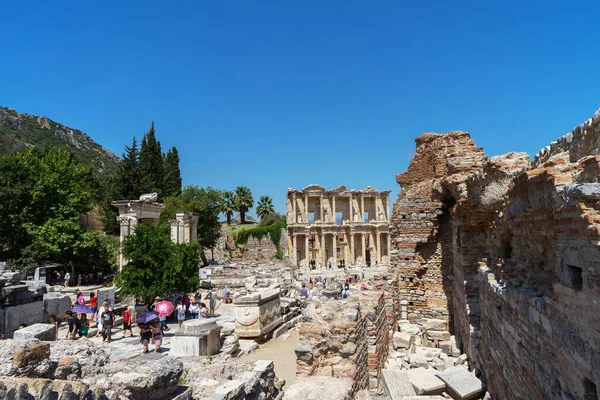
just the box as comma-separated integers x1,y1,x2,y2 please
100,307,114,343
76,292,85,306
122,308,133,338
89,292,97,314
96,301,109,338
149,318,164,353
176,300,186,328
208,289,217,316
223,286,231,304
64,271,71,287
139,322,152,354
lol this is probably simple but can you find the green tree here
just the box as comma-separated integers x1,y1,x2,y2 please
221,190,235,226
258,211,286,227
115,222,200,305
234,186,254,224
0,147,115,271
138,122,164,197
99,137,141,235
256,196,275,220
160,186,223,263
163,146,182,197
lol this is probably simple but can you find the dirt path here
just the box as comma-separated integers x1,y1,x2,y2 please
239,329,299,385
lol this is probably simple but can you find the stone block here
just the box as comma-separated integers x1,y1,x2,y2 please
234,288,282,338
170,330,220,357
381,369,417,399
435,366,485,400
181,319,219,336
13,342,50,368
407,367,445,395
420,319,448,331
399,321,422,336
409,355,430,369
426,331,450,341
43,294,73,320
4,301,44,334
393,331,414,349
415,347,443,360
13,323,56,341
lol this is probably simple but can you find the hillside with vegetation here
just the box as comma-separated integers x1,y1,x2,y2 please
0,105,119,172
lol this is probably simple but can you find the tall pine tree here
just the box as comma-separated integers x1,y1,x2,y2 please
100,137,142,235
138,122,164,197
163,147,182,197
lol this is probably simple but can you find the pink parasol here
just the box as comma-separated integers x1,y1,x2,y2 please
155,300,174,316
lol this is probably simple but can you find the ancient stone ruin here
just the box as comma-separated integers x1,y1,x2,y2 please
388,109,600,399
286,185,392,269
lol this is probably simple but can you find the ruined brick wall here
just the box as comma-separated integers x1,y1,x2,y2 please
231,229,288,261
392,109,600,399
389,131,486,322
295,292,390,397
367,293,389,390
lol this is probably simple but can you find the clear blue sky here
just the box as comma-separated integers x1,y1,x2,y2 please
2,1,599,217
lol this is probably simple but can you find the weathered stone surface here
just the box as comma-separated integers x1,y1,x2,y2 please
43,293,72,320
234,288,282,338
393,331,414,349
13,342,50,369
421,319,448,332
13,323,56,342
98,356,183,400
426,330,450,341
285,377,353,400
4,301,45,334
382,369,417,399
407,367,446,395
180,318,219,336
436,366,484,400
221,333,240,355
170,330,221,357
399,321,422,336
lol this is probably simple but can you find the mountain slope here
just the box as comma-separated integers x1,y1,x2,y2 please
0,106,119,173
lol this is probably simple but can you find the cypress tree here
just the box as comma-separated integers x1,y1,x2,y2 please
138,122,164,197
163,146,182,197
117,137,141,199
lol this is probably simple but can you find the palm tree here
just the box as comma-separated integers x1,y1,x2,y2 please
222,190,235,226
234,186,254,224
256,196,275,220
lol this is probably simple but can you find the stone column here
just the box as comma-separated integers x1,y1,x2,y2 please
349,195,353,222
350,232,355,264
118,217,137,271
361,195,365,222
376,231,381,263
293,192,297,223
319,195,324,222
361,233,366,264
292,234,297,266
387,233,391,259
304,234,309,270
333,231,337,266
304,194,309,224
332,196,336,223
320,233,326,268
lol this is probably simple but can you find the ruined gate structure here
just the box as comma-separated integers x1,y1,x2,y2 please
390,112,600,399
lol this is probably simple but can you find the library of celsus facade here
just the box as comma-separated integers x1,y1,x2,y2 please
286,185,391,269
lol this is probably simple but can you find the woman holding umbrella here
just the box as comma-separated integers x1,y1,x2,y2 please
137,311,158,354
149,318,164,352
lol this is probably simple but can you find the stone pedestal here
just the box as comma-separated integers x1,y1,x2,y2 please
170,319,221,357
234,289,282,338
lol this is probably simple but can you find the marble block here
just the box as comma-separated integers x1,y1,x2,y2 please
234,289,282,338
